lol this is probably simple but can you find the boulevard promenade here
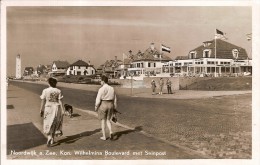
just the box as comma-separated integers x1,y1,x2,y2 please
5,80,252,160
6,84,200,160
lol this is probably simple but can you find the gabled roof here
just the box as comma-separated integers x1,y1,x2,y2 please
70,60,89,67
189,39,248,60
53,61,70,68
97,59,123,73
123,58,132,65
131,47,172,62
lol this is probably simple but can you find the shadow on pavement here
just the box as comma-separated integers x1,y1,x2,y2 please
71,113,81,117
7,123,46,155
7,105,15,109
56,128,101,145
113,126,143,141
7,97,19,99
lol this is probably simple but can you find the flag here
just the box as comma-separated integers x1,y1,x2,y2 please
161,44,171,53
215,29,227,40
216,29,224,35
246,33,252,41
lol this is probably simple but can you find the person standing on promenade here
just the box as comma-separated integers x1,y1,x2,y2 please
95,75,117,140
151,79,156,95
166,78,173,94
159,78,164,95
40,77,65,147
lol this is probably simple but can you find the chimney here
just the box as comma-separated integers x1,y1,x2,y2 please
129,50,132,56
150,43,155,50
88,61,91,65
115,56,117,61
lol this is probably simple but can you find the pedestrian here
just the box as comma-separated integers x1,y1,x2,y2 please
95,75,117,141
159,78,164,95
151,79,156,95
166,78,173,94
40,77,65,147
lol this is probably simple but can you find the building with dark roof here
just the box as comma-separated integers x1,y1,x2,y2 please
96,56,123,78
66,60,95,76
125,43,173,79
51,61,70,71
164,39,252,77
188,39,248,60
49,60,70,77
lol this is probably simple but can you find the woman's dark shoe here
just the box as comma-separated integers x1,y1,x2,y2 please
47,137,54,147
109,133,114,140
47,139,51,147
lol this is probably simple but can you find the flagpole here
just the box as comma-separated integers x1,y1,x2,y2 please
215,30,217,77
160,44,162,74
123,53,125,77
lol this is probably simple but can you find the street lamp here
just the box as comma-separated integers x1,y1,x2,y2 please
130,72,134,96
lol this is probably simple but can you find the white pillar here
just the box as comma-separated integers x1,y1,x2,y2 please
16,54,22,79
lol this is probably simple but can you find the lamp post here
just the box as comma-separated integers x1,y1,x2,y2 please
130,72,134,96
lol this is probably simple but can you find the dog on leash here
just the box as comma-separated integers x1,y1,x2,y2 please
64,104,73,118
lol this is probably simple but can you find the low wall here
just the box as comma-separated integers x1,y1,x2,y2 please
111,77,180,90
110,79,145,88
111,77,215,90
178,77,213,90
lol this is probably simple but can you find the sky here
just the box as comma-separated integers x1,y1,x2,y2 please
6,6,252,76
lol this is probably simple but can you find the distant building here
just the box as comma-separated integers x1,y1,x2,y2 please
118,52,132,78
16,54,22,79
97,56,123,78
165,39,252,77
126,43,172,78
50,60,70,77
66,60,95,76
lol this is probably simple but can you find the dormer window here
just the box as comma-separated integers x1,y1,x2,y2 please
232,49,239,59
203,41,212,47
153,54,160,58
203,49,211,58
189,51,196,59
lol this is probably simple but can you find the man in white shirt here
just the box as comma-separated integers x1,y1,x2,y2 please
95,75,117,140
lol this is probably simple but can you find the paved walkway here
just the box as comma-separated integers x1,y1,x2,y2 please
6,84,202,160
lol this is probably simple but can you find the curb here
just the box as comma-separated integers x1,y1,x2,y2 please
75,107,213,159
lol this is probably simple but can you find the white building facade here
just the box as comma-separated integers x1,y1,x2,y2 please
66,60,95,76
162,39,252,77
125,43,172,79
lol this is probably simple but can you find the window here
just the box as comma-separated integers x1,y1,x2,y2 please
154,63,156,67
189,51,196,59
148,63,151,67
232,49,239,59
207,61,215,65
203,49,211,58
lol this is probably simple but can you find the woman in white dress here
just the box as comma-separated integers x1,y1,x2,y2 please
40,77,65,147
